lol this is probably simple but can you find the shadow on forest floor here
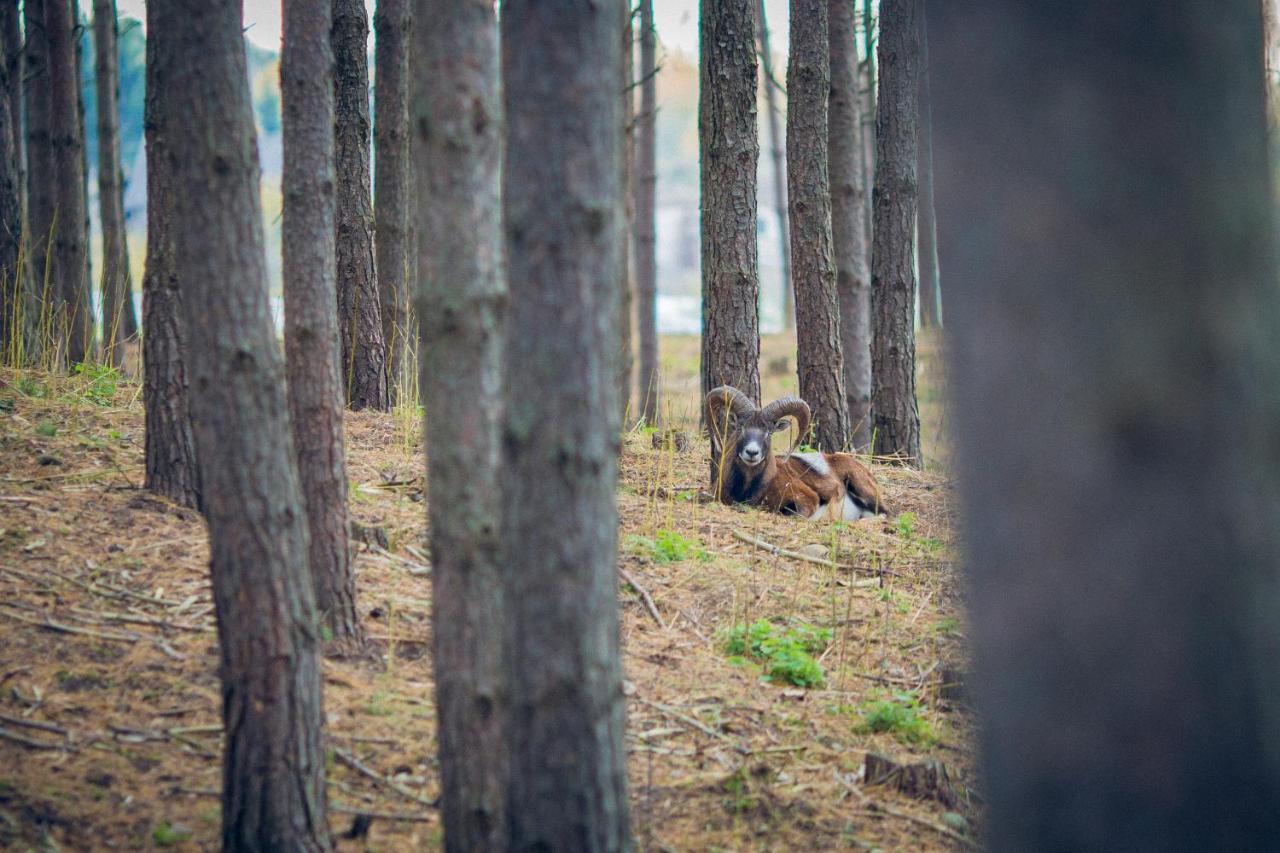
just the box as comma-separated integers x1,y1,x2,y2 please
0,333,974,851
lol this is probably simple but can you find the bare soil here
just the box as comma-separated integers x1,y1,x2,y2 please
0,334,974,851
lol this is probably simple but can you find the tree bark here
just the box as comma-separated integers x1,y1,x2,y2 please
373,0,409,397
93,0,137,368
869,0,921,465
163,1,331,848
861,0,875,249
915,0,940,329
283,0,362,651
141,0,200,511
501,1,631,848
933,3,1280,850
0,10,19,360
2,1,23,241
787,0,848,451
829,0,872,450
25,0,52,363
700,0,761,413
757,0,792,331
414,2,508,846
634,0,659,423
1265,0,1280,134
46,0,92,365
334,0,388,410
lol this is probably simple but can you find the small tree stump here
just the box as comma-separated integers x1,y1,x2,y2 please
864,752,957,807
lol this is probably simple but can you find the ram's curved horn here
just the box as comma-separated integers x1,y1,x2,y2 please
761,396,811,454
704,385,756,431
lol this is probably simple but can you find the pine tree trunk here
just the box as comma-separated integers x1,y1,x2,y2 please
94,0,136,367
414,2,508,846
700,0,761,412
634,0,659,423
2,1,23,240
757,0,792,330
74,0,91,331
787,0,848,452
141,0,200,512
618,1,634,421
283,0,362,652
869,0,921,465
373,0,409,397
46,0,91,365
0,16,18,358
934,3,1280,849
829,0,872,450
861,0,875,250
915,0,940,329
501,1,631,848
334,0,388,411
25,0,52,363
163,1,331,848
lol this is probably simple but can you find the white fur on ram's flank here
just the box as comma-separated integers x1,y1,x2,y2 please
792,451,831,477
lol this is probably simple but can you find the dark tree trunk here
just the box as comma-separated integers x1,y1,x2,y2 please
618,0,634,420
501,1,631,849
373,0,409,397
869,0,921,465
141,0,200,511
2,1,23,240
74,0,90,331
414,2,508,846
914,0,940,329
829,0,872,450
860,0,875,249
47,0,91,365
700,0,761,412
94,0,137,367
933,3,1280,850
634,0,659,423
0,11,18,359
283,0,362,651
333,0,388,411
25,0,52,363
757,0,792,330
787,0,847,451
164,1,331,848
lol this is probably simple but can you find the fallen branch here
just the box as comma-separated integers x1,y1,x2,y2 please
619,567,667,629
850,804,976,849
633,697,748,755
0,725,65,750
0,714,68,736
0,606,142,642
730,531,880,585
333,746,437,809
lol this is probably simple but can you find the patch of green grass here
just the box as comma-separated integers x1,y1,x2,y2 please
625,528,708,564
34,420,58,437
152,822,193,846
16,375,46,398
877,588,911,615
721,619,830,688
847,691,937,745
935,616,961,636
894,511,917,538
365,689,395,717
72,361,122,405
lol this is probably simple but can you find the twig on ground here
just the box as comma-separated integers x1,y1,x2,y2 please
333,746,437,809
0,725,66,750
619,567,667,629
633,697,748,755
0,714,68,736
730,530,879,584
851,803,977,849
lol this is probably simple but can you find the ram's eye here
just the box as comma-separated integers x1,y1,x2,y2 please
773,419,790,433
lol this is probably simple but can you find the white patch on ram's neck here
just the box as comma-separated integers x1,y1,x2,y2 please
792,451,831,477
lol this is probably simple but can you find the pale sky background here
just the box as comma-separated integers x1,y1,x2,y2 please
114,0,794,62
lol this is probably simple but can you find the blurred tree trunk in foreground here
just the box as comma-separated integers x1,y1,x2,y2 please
787,0,848,450
415,0,508,846
618,0,634,421
2,1,23,237
334,0,388,410
501,0,631,847
282,0,361,651
25,0,52,362
0,10,18,357
94,0,138,367
933,2,1280,850
869,0,921,465
165,0,331,847
634,0,659,422
829,0,872,450
141,0,200,511
47,0,91,364
374,0,409,398
699,0,761,408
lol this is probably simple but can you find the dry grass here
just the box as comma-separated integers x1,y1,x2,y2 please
0,334,974,851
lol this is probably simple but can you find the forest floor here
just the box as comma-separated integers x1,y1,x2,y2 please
0,333,976,851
